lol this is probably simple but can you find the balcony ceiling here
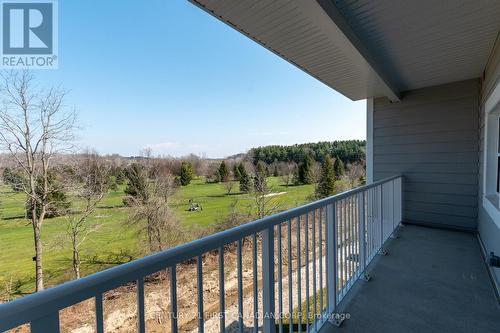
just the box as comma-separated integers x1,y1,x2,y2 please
190,0,500,101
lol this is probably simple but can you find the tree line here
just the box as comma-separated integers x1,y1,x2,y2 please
248,140,365,165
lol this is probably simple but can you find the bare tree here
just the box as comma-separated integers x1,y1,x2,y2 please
125,164,182,253
224,180,236,195
65,151,109,279
0,70,76,291
279,162,296,187
253,165,281,219
345,163,365,188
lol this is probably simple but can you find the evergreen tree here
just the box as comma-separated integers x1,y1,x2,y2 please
179,161,194,186
2,167,25,192
115,169,126,185
124,163,149,203
218,161,229,182
316,156,335,198
333,158,345,180
237,163,246,179
298,155,314,184
233,163,242,181
238,164,251,193
272,163,279,177
2,167,12,183
26,172,70,219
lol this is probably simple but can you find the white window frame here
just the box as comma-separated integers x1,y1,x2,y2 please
497,117,500,195
483,79,500,225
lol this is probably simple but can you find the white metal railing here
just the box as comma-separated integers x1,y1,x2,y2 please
0,175,403,333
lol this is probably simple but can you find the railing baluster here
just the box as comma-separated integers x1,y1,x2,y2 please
319,208,323,315
338,201,343,297
326,203,337,314
31,312,60,333
170,266,178,333
305,213,310,332
358,192,366,276
253,233,258,333
312,210,317,330
400,177,404,223
380,184,384,248
368,189,372,258
219,246,225,333
392,180,396,232
137,277,145,333
262,226,275,333
95,294,104,333
197,254,204,333
237,240,243,333
353,196,357,279
347,196,355,286
278,225,283,333
296,217,302,333
352,196,356,280
343,200,347,295
287,220,293,333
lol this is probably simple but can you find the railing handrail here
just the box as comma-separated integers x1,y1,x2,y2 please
0,175,402,331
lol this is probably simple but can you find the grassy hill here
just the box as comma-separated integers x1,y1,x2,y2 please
0,177,314,296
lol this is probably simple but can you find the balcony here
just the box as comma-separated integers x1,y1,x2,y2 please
319,225,500,333
0,175,499,333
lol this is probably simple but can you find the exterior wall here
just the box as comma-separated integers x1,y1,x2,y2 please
373,79,480,231
478,33,500,292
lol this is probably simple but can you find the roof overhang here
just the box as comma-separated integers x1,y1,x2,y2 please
190,0,500,102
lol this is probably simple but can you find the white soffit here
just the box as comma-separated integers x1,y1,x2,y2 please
190,0,401,101
191,1,500,101
334,0,500,92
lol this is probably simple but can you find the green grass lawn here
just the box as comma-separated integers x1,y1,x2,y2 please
0,177,314,296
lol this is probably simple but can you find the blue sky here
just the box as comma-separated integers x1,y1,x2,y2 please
36,0,366,158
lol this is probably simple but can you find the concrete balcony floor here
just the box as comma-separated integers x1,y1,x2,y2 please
320,225,500,333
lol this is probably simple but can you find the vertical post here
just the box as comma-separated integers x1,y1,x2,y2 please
400,177,404,224
262,226,275,333
326,203,337,313
31,312,60,333
252,234,258,333
287,221,293,333
318,210,323,315
219,247,225,333
366,98,374,184
357,192,366,274
197,255,205,333
305,214,310,332
296,218,302,333
170,266,178,333
137,277,145,333
379,185,384,248
95,294,104,333
237,241,243,333
277,225,283,333
391,180,395,232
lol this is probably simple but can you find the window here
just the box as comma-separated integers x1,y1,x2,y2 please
497,117,500,194
483,82,500,220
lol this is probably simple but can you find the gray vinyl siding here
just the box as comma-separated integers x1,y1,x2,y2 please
373,79,480,231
